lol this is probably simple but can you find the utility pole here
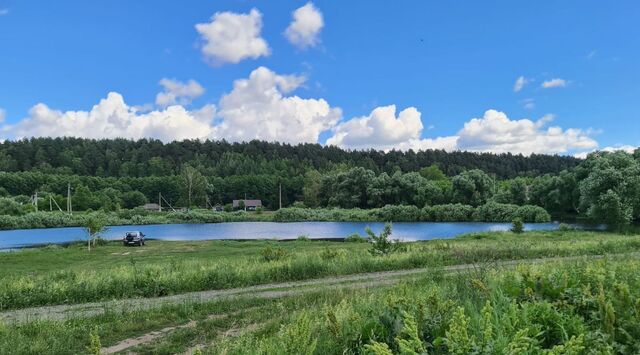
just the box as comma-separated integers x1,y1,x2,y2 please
244,192,247,212
50,195,53,212
34,191,38,212
67,183,72,214
159,192,162,212
279,184,282,210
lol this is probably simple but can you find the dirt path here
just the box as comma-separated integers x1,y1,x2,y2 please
1,252,635,325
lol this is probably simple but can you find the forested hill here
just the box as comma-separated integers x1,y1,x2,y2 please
0,138,579,178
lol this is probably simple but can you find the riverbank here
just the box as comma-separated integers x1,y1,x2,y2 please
0,203,552,231
1,229,639,311
2,230,640,353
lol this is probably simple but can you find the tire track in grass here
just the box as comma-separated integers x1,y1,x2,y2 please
2,252,638,325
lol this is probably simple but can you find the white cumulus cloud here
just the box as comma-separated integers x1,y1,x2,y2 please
541,78,567,89
327,105,426,150
1,67,342,145
4,93,216,142
513,76,528,92
155,78,205,107
195,8,270,65
456,110,597,155
327,107,598,155
284,2,324,49
214,66,341,144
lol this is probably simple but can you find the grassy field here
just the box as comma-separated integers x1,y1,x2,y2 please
1,230,640,354
2,230,640,311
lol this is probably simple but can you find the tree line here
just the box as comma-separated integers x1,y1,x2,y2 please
0,137,579,179
0,138,638,225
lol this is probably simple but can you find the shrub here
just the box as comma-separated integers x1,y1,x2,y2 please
422,204,474,222
261,245,290,262
344,233,367,243
291,201,307,208
558,223,574,231
87,328,101,355
511,218,524,233
319,248,347,260
297,235,311,242
374,205,421,222
515,205,551,223
367,223,399,256
472,202,519,222
0,197,25,216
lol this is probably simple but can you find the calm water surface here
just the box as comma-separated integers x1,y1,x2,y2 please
0,221,568,250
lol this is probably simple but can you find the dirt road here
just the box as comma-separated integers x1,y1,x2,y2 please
1,253,633,325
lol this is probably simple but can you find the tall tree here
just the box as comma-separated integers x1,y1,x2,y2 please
180,165,208,208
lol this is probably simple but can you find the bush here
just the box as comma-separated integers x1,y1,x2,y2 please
261,245,290,262
344,233,367,243
297,235,311,242
471,202,551,223
422,204,474,222
515,205,551,223
511,218,524,233
319,248,346,260
367,223,399,256
0,197,25,216
374,205,421,222
558,223,574,231
473,202,519,222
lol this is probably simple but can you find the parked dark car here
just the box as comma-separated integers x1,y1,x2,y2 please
123,231,145,246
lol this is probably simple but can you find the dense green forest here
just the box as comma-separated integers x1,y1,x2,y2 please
0,138,638,225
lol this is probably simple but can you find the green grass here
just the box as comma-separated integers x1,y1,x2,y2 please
2,230,640,311
214,258,640,354
2,257,639,354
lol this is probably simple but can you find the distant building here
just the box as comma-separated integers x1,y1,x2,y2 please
232,199,262,211
141,203,161,211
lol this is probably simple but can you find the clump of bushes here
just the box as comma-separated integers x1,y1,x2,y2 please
422,204,475,222
319,248,347,260
344,233,367,243
296,235,311,242
367,223,401,256
374,205,421,222
261,245,290,262
511,218,524,233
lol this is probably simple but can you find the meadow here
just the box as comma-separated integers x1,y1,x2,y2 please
1,230,640,311
1,256,639,354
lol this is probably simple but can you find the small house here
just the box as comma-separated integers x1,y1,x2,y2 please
232,199,262,211
141,203,161,211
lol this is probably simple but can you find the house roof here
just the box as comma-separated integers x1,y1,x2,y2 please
232,199,262,207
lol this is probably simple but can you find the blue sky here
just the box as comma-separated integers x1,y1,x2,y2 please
0,1,638,155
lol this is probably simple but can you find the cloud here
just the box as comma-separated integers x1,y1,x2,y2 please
214,66,341,144
521,98,535,110
574,145,638,159
541,78,567,89
327,108,598,155
285,2,324,49
155,78,205,107
195,8,270,65
1,67,342,145
3,93,216,142
0,9,8,16
513,76,528,92
327,105,426,150
456,110,597,155
0,108,5,123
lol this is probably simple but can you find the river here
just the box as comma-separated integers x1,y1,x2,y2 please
0,221,575,250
